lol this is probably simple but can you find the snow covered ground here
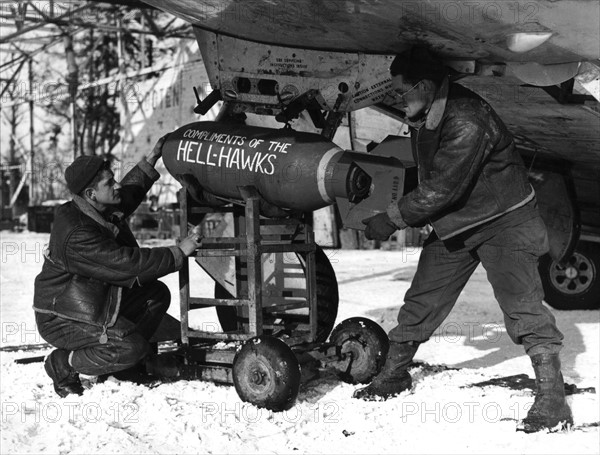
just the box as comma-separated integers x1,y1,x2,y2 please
1,231,599,454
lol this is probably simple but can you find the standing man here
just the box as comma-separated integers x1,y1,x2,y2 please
358,47,572,433
34,136,202,397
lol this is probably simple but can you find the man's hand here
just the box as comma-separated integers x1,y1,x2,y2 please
178,224,203,256
146,134,170,167
362,212,399,241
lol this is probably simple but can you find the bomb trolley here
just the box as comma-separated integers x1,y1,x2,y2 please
172,189,389,411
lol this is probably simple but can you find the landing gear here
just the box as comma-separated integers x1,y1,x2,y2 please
539,241,600,310
329,317,389,384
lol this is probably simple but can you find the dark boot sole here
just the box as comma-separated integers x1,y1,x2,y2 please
517,419,573,433
353,376,412,401
518,409,574,433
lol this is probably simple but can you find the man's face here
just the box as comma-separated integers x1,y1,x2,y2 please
389,75,433,120
91,170,122,207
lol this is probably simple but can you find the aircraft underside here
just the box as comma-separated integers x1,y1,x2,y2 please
139,0,600,309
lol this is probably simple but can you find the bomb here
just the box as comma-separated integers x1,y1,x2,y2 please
161,121,406,228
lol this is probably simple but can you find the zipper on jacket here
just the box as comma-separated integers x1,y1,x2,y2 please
99,288,114,344
99,325,108,344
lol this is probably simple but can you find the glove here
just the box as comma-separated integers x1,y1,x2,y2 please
362,212,399,241
146,133,170,166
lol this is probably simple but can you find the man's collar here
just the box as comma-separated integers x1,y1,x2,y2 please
425,76,449,130
401,116,426,129
72,195,120,238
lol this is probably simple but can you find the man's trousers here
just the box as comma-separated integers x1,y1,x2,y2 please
36,281,170,375
388,215,563,356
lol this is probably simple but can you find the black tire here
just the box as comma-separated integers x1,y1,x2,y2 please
329,317,389,384
301,246,339,341
539,241,600,310
232,335,301,411
216,246,339,342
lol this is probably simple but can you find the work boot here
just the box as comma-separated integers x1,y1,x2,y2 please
97,359,153,385
107,363,152,383
518,353,573,433
145,352,182,379
353,341,419,401
44,349,84,398
101,353,180,384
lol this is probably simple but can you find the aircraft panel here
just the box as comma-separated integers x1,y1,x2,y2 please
460,76,600,167
142,0,599,62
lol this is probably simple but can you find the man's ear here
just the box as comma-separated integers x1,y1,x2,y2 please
422,79,437,93
84,188,95,201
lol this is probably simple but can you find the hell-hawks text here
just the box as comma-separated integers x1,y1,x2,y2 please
177,129,292,176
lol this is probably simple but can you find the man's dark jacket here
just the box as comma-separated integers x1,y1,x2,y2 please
33,160,184,343
387,78,534,240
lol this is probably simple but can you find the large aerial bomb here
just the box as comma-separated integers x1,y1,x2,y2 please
161,121,408,229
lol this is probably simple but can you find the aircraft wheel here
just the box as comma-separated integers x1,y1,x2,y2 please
232,335,301,411
539,241,600,310
329,317,389,384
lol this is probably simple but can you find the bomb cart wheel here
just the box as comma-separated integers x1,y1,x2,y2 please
216,245,339,342
329,317,389,384
539,241,600,310
232,335,301,411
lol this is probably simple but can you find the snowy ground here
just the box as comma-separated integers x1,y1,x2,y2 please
1,231,599,454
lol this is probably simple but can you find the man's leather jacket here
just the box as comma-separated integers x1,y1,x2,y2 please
387,79,534,240
33,160,184,342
